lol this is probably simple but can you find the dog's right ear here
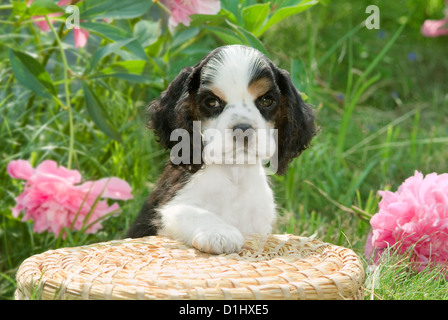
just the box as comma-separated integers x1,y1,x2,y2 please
148,48,223,150
148,66,200,150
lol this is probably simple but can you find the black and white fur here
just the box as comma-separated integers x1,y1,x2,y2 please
127,45,316,254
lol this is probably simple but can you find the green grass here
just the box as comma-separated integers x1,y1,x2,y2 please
1,0,448,300
364,248,448,300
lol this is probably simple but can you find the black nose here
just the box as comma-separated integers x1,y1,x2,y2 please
232,124,253,133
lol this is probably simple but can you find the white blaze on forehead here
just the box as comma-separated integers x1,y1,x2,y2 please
201,46,268,103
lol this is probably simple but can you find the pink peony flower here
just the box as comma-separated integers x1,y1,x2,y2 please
73,28,90,48
161,0,221,27
421,18,448,37
7,159,133,236
365,171,448,272
27,0,90,48
421,0,448,37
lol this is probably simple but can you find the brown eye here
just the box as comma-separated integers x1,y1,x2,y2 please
258,95,275,108
205,97,221,108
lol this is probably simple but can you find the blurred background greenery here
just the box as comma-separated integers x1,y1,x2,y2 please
1,0,447,299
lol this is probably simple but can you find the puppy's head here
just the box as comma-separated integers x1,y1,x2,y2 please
148,45,316,174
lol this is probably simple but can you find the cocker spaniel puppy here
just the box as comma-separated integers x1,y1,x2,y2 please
127,45,316,254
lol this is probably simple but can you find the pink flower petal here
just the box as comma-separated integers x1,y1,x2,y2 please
31,12,64,32
35,160,82,184
32,17,51,32
7,160,35,180
367,171,448,274
73,28,89,48
8,159,133,236
195,0,221,14
163,0,221,27
75,177,133,200
421,18,448,37
365,231,374,259
57,0,72,6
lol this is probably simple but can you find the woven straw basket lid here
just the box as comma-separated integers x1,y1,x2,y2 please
15,234,364,300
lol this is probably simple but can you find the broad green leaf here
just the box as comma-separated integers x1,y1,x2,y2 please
91,60,161,85
205,26,244,45
9,48,56,99
219,8,238,25
237,27,269,57
80,0,152,19
29,0,64,15
226,21,269,57
271,0,310,9
145,33,167,57
220,0,242,25
133,20,159,48
242,3,270,34
82,21,130,39
99,60,147,75
189,13,228,27
257,0,319,36
12,0,28,16
170,28,200,49
87,38,137,73
81,22,147,61
82,82,122,142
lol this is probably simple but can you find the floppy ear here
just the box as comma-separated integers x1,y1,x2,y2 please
273,68,317,175
147,63,204,172
149,67,194,148
148,48,220,148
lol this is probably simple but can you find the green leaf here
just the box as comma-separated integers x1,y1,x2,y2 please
189,13,228,27
87,38,137,73
257,0,319,36
82,21,130,39
91,73,159,85
91,60,162,85
238,27,269,56
205,26,245,45
290,58,309,92
9,48,56,99
170,27,200,49
133,20,159,48
226,21,269,57
81,22,147,61
272,0,312,10
242,3,270,34
100,60,147,75
82,82,122,142
220,0,242,25
80,0,152,19
12,0,28,17
28,0,64,16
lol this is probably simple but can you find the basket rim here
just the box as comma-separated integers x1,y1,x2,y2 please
15,234,365,300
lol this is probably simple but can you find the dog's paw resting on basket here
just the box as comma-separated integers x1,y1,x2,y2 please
127,45,316,254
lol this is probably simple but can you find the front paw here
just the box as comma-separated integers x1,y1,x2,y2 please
192,225,244,254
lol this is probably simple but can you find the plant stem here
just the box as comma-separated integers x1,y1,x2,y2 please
154,0,171,14
0,5,13,10
45,16,75,169
21,23,65,138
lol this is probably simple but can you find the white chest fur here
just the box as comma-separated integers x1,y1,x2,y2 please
181,164,276,234
158,163,277,254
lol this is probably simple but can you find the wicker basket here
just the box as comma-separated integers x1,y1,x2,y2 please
15,234,364,300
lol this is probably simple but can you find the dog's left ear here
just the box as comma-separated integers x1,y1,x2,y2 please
273,67,317,175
